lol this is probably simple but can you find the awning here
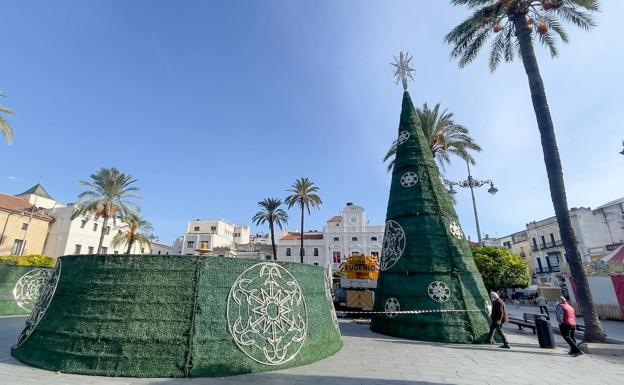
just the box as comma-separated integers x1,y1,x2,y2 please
601,245,624,263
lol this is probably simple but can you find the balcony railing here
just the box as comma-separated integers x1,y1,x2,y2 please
535,266,561,274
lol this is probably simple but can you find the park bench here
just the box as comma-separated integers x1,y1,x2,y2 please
508,312,538,334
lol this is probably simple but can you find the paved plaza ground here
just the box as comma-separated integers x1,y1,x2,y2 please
1,316,623,385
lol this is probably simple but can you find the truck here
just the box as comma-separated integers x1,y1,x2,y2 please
336,254,379,311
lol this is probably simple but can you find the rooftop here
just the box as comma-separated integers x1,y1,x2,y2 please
16,184,54,200
0,193,54,221
280,232,324,241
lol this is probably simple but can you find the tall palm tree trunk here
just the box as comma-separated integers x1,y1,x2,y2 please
126,238,135,255
513,17,606,342
269,220,277,261
97,216,109,254
300,198,304,264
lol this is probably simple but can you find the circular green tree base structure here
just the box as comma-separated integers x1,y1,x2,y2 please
11,255,342,377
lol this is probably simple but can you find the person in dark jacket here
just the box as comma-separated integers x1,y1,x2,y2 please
558,296,583,356
486,292,510,349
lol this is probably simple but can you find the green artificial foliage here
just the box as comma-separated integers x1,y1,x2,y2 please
0,264,51,315
370,91,492,344
11,255,342,378
472,246,531,292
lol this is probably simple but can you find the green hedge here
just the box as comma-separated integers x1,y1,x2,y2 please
0,264,52,316
11,255,342,378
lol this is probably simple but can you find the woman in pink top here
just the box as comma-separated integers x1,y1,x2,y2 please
558,297,583,356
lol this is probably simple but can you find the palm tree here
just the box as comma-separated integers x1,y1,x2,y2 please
71,168,141,254
383,102,481,172
445,0,605,342
0,92,14,144
111,211,153,254
285,178,322,263
252,198,289,260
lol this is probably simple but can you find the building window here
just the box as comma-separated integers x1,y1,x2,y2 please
286,248,291,256
265,255,272,260
141,247,145,254
105,226,111,235
540,235,546,248
101,247,108,254
114,250,119,254
210,226,217,232
503,241,511,249
80,220,87,229
333,237,339,242
313,248,319,256
351,237,358,242
88,246,94,254
74,244,82,255
371,237,377,242
332,251,341,263
93,223,98,232
187,241,195,248
11,239,23,255
118,230,122,235
301,248,305,256
157,251,162,255
550,233,555,244
194,226,200,231
371,251,379,257
21,223,28,230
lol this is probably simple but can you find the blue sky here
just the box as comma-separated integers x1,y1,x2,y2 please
1,1,622,245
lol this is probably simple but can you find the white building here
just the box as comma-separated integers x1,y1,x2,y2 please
324,202,384,268
273,202,384,268
275,231,325,265
43,205,146,257
151,242,174,255
172,219,250,255
496,197,624,288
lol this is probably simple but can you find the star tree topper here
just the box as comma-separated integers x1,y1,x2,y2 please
391,51,415,90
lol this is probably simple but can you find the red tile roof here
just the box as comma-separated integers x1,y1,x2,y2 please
327,216,343,224
0,193,54,221
280,232,324,241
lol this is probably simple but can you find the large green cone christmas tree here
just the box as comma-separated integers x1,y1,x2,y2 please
371,53,491,343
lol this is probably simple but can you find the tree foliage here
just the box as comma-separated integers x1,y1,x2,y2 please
384,102,481,172
0,92,14,144
72,168,141,254
285,178,322,263
472,246,531,292
252,198,289,261
445,0,598,71
110,211,153,254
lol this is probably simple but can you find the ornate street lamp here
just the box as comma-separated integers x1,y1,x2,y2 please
447,161,498,245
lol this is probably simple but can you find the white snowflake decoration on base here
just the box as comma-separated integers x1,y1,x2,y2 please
227,263,307,366
397,131,410,145
13,260,62,349
428,281,451,303
385,297,400,318
449,222,463,240
379,220,406,271
325,268,340,333
400,172,418,188
13,268,53,311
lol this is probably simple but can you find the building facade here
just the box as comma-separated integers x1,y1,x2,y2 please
0,186,55,256
151,242,174,255
496,197,624,288
271,202,384,268
324,203,384,268
172,219,251,255
43,205,147,257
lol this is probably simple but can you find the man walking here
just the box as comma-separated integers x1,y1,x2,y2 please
487,292,510,349
536,294,549,317
558,296,583,356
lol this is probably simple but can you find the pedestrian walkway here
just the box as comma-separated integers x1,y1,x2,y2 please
507,305,624,341
1,316,622,385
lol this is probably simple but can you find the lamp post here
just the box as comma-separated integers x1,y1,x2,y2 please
447,161,498,245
